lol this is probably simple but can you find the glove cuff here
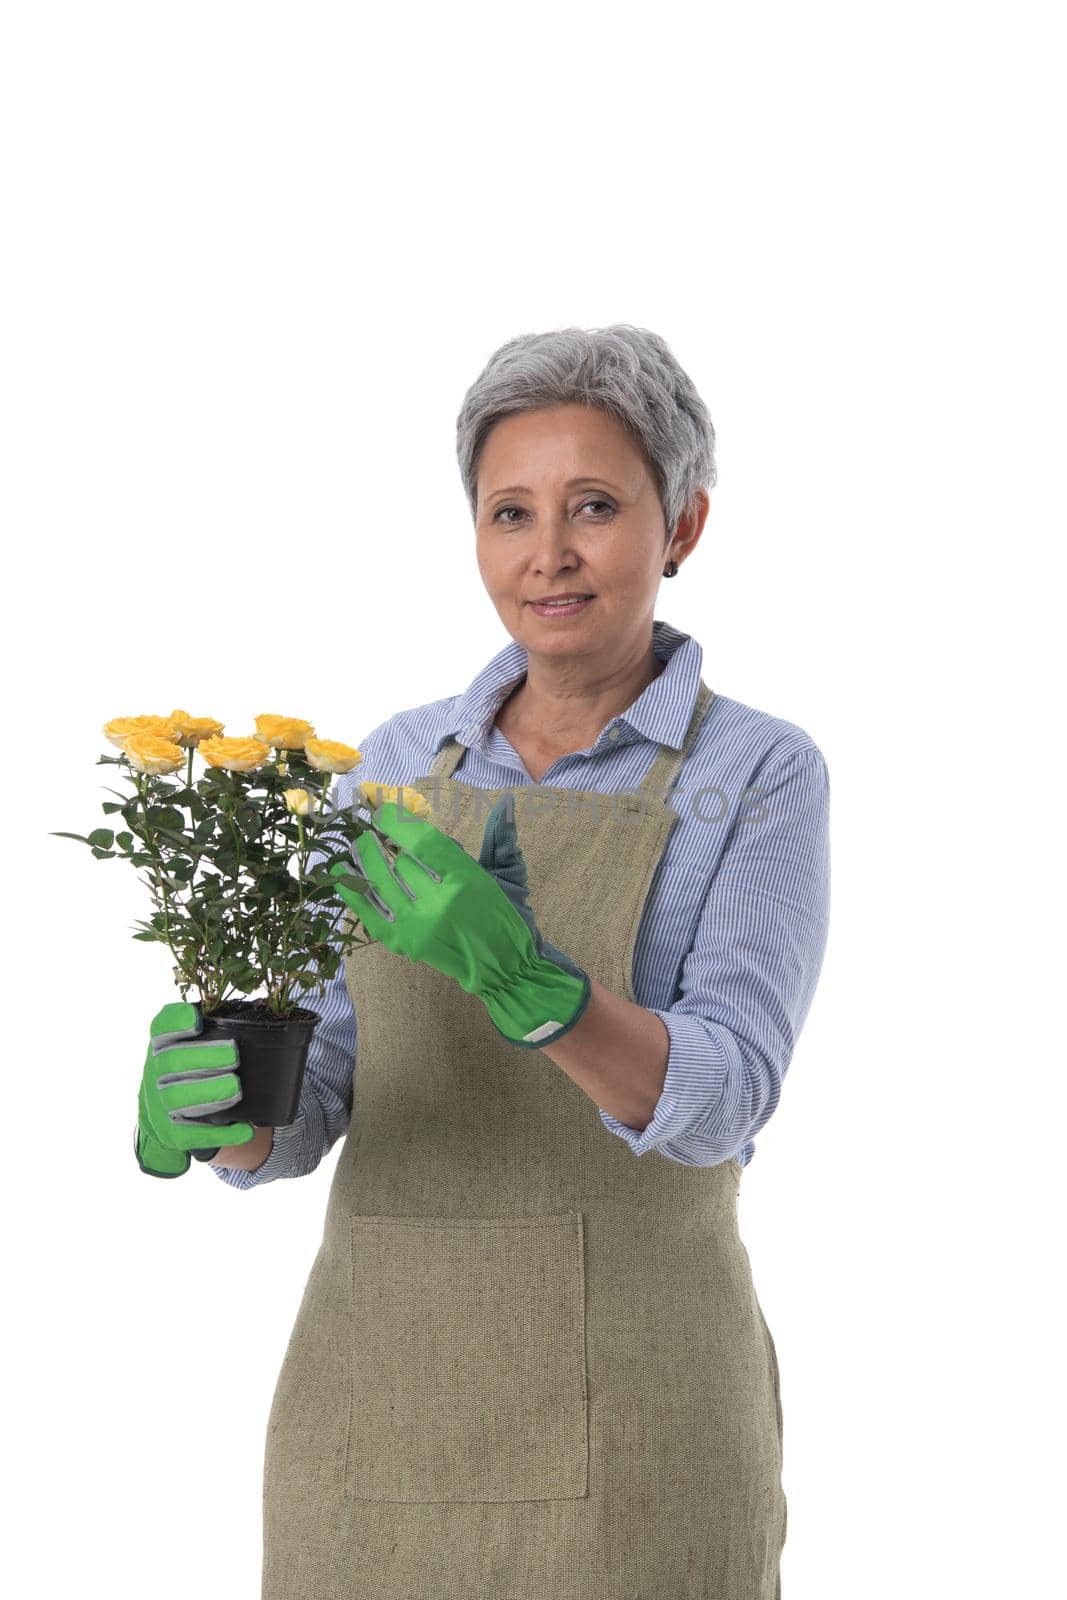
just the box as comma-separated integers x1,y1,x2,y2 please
481,947,592,1048
134,1124,191,1179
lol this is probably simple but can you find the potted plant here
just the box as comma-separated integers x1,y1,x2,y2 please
50,708,431,1140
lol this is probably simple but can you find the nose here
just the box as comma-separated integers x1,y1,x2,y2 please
528,511,581,574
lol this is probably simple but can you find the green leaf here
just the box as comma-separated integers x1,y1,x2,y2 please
49,830,92,845
256,870,291,897
145,806,187,833
88,828,115,849
149,830,197,855
332,869,371,894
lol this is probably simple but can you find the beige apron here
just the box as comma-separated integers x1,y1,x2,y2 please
263,677,787,1599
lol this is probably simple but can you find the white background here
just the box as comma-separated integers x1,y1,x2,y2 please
5,2,1064,1595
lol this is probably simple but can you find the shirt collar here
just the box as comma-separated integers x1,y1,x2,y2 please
444,617,704,758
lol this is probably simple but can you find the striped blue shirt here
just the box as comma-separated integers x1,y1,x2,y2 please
212,617,830,1190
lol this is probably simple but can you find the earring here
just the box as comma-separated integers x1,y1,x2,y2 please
663,559,679,577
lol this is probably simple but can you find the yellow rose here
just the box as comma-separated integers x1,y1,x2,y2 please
103,714,182,750
358,780,432,819
169,709,225,747
122,733,186,775
304,737,363,774
255,714,315,750
199,735,272,772
284,787,313,816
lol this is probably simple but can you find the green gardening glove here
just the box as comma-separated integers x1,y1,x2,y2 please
329,798,591,1048
135,1000,256,1178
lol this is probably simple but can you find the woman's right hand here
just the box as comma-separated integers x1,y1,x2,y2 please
135,1000,256,1178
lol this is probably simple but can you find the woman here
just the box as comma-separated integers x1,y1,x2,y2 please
210,324,831,1597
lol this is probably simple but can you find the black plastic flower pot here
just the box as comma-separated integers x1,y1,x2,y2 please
186,999,321,1134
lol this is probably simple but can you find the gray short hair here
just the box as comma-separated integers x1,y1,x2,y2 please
456,323,717,546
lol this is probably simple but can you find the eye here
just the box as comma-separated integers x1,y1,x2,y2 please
491,499,615,524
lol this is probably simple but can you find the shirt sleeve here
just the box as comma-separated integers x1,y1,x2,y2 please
209,767,363,1190
598,744,831,1165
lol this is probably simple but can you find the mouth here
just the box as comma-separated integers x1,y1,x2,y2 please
526,594,596,617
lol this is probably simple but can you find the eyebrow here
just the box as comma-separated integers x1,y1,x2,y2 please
486,478,622,503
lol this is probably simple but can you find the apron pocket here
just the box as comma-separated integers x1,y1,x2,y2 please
344,1211,589,1503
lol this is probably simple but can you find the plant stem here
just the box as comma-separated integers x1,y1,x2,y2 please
216,784,250,1012
133,769,198,991
270,810,382,989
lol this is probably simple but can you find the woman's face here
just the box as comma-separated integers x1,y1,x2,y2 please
474,403,705,668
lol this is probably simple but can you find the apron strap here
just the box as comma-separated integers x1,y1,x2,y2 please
428,738,466,780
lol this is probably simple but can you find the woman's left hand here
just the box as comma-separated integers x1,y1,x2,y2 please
328,798,591,1048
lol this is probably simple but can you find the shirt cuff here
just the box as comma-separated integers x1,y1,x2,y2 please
597,1010,730,1157
208,1116,304,1190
